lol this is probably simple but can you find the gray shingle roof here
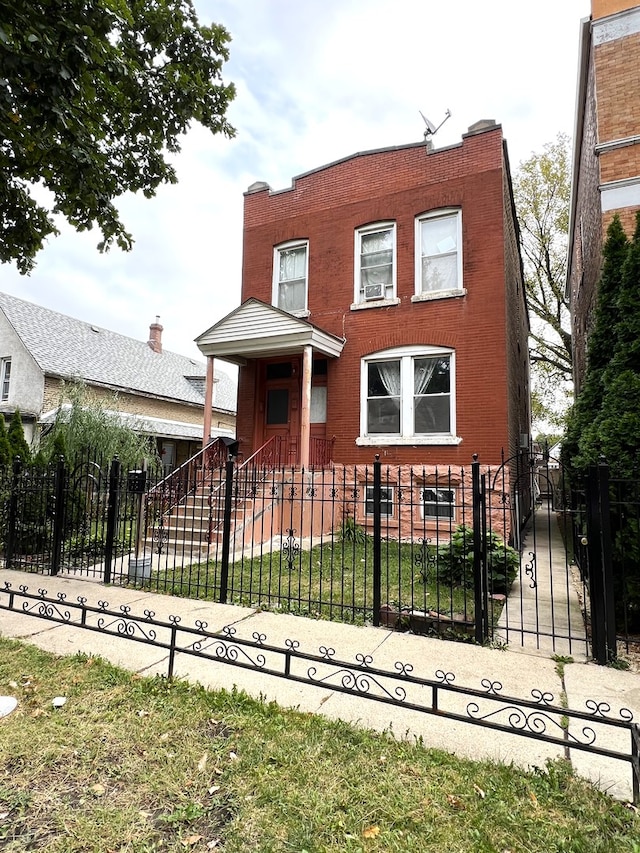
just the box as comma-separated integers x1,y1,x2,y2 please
0,292,236,413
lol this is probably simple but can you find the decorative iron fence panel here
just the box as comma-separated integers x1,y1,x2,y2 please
0,581,637,804
0,450,610,658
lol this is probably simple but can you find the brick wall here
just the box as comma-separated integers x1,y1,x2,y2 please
570,10,640,389
502,157,531,461
595,32,640,141
570,45,604,391
239,128,525,467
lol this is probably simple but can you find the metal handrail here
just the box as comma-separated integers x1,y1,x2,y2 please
146,437,226,515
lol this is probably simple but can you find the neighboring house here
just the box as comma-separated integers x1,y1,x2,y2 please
0,292,236,470
567,0,640,391
196,120,530,483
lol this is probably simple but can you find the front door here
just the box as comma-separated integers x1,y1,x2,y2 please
262,360,300,465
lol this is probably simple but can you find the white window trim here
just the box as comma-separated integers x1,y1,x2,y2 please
356,345,461,447
353,221,397,307
414,208,463,299
1,357,11,402
272,239,309,316
364,485,395,517
420,487,457,521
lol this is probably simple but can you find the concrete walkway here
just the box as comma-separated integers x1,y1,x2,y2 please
1,566,639,803
497,501,589,661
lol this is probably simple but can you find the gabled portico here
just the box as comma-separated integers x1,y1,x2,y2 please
196,299,345,467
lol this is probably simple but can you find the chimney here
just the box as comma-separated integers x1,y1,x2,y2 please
148,316,163,354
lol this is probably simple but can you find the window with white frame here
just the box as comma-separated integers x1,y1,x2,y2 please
365,485,394,516
273,241,308,313
415,210,462,296
1,358,11,402
355,222,396,304
358,346,457,445
421,487,455,520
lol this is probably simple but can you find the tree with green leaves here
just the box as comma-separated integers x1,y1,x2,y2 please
0,416,11,468
0,0,235,273
563,213,640,630
513,134,572,427
573,212,640,476
7,409,31,462
39,382,159,470
563,215,630,478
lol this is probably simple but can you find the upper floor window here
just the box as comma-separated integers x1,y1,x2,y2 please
415,210,462,298
357,346,460,446
1,358,11,402
273,240,308,314
355,222,396,305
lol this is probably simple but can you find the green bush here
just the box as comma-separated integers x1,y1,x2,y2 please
429,523,519,592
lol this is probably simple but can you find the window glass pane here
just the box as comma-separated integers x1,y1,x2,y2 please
414,395,450,433
421,255,458,292
310,386,327,423
360,228,393,294
279,246,306,282
415,357,450,394
266,389,289,425
367,398,400,433
421,216,457,255
278,245,307,311
365,486,394,516
279,279,306,311
422,488,454,518
368,361,400,396
420,215,459,292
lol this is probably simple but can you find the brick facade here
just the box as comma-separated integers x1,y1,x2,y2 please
569,2,640,388
237,126,529,470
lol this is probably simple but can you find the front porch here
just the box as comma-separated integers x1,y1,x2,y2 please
195,298,345,468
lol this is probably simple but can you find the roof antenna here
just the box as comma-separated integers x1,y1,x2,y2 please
419,108,451,141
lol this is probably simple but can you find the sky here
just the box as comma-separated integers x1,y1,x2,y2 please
2,0,590,365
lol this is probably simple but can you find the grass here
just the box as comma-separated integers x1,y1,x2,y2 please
154,536,504,633
1,638,638,852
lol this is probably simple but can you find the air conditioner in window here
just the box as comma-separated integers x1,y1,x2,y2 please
364,283,384,301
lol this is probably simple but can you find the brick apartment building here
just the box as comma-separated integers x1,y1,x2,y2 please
197,121,530,478
567,0,640,390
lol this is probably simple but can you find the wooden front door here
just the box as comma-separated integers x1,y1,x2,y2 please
262,359,300,465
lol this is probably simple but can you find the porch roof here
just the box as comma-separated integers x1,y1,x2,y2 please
195,298,345,365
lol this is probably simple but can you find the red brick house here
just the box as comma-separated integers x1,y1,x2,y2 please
197,120,529,483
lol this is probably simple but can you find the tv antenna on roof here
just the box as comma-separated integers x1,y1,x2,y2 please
419,108,451,139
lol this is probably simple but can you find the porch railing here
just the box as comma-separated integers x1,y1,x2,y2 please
146,437,227,516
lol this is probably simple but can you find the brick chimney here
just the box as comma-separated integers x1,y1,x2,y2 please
148,316,163,354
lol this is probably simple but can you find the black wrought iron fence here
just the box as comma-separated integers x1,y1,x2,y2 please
0,450,617,660
570,462,640,659
1,581,638,804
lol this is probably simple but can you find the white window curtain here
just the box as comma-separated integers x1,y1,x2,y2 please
376,360,401,396
361,230,392,287
278,246,306,311
414,357,437,396
421,215,458,292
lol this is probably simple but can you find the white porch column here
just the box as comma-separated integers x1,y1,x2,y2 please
300,345,312,469
202,355,214,449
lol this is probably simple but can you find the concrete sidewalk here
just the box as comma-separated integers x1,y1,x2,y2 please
1,567,639,802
